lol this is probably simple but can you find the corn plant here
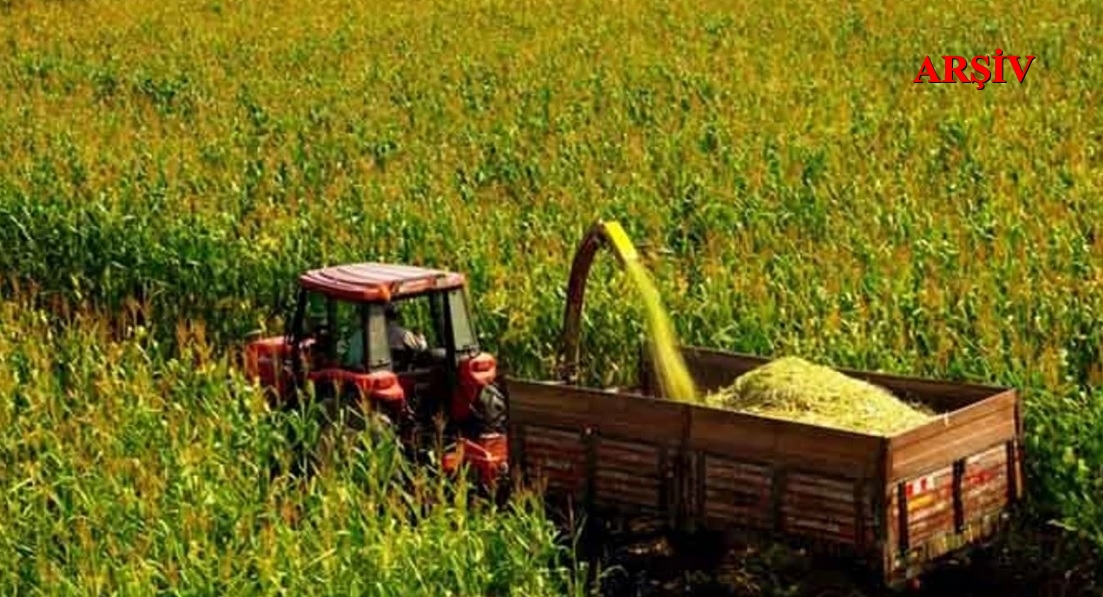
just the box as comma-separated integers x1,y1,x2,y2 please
0,0,1101,591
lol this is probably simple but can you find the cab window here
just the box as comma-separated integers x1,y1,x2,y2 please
446,288,478,355
389,294,443,350
299,291,388,371
366,303,391,370
333,299,364,370
301,291,335,362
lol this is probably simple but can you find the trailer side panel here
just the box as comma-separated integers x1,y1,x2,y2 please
506,380,689,521
648,346,1023,587
685,405,885,552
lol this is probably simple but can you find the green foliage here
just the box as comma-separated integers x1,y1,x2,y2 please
0,300,578,595
0,0,1101,590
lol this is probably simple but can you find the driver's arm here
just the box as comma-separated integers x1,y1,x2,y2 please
403,329,428,352
388,321,427,353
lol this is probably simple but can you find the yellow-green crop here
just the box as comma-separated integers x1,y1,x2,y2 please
0,297,580,595
602,220,699,403
1,0,1102,592
704,356,934,435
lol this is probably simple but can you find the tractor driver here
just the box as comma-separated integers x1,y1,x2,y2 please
342,302,428,370
385,303,429,356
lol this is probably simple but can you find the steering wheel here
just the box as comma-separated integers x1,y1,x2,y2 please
390,347,415,372
408,345,440,369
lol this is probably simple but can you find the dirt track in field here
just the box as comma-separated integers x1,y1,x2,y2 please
562,516,1100,597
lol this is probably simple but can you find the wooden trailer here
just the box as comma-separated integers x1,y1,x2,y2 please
502,345,1024,589
500,220,1024,588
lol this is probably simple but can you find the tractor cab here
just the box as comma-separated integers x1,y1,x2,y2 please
244,263,508,487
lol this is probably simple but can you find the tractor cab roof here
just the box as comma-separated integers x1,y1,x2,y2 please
298,262,466,302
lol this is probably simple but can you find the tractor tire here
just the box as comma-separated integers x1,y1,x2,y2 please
314,396,396,471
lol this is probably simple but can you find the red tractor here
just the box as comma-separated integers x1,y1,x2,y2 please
243,263,509,490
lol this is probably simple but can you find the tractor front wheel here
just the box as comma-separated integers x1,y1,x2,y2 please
314,395,396,470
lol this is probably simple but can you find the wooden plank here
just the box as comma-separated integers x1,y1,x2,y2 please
704,502,767,518
596,438,663,469
522,436,586,458
704,460,771,498
783,493,857,518
701,450,774,529
787,473,856,503
784,516,859,543
890,390,1018,450
520,430,586,458
523,454,585,482
523,425,585,443
592,484,660,508
519,425,589,496
781,472,863,546
690,406,885,478
705,494,767,516
966,444,1008,467
593,467,662,487
962,444,1009,521
965,491,1008,516
508,380,688,443
908,489,954,524
782,507,860,531
908,510,955,545
591,482,660,504
884,485,900,554
706,485,771,503
705,458,772,477
705,487,770,509
706,474,772,494
786,497,858,519
704,502,772,527
890,413,1016,480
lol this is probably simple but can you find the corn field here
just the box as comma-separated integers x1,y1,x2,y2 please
1,0,1101,593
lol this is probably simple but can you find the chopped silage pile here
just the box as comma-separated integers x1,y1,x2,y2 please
703,356,935,435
